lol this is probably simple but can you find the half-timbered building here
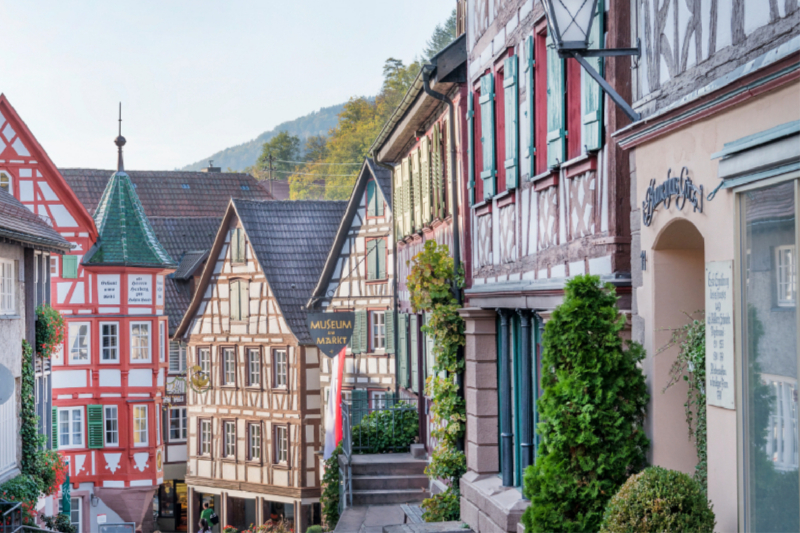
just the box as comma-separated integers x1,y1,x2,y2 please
174,199,346,533
458,0,636,530
370,35,469,463
307,159,396,426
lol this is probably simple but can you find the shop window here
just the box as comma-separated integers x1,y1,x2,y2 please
0,259,14,315
741,180,798,531
101,323,118,362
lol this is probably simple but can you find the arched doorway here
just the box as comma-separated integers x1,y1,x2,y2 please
651,218,705,474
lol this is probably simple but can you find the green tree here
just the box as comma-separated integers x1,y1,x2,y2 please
256,131,301,191
522,275,650,533
422,8,457,60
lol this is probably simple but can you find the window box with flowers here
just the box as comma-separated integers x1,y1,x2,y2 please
35,304,66,359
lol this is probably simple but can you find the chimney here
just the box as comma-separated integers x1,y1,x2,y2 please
200,160,221,173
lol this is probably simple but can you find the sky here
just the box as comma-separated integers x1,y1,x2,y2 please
0,0,454,170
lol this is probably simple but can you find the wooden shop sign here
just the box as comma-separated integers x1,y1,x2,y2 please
307,312,355,357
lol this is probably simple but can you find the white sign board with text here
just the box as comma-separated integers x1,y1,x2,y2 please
97,274,121,304
706,261,735,410
127,274,153,305
156,276,164,306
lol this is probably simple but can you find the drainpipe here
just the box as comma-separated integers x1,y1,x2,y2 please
422,64,462,305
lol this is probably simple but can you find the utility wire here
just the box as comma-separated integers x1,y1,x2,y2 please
271,169,358,177
270,158,362,166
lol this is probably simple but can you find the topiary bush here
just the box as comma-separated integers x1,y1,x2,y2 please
600,466,715,533
522,275,650,533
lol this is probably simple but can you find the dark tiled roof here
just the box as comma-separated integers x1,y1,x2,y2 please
60,168,273,216
234,199,347,342
83,172,177,268
0,188,71,252
166,278,193,335
173,250,210,280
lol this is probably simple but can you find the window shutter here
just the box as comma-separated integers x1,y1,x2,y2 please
467,94,475,206
398,313,408,388
352,310,365,354
504,55,519,190
385,310,395,354
546,30,566,168
409,315,419,394
479,73,496,200
377,239,386,280
87,404,104,449
432,123,443,217
230,281,240,321
375,183,384,217
366,181,376,217
412,151,422,232
240,282,249,320
352,389,368,425
420,136,431,225
359,309,368,354
366,240,377,281
230,230,238,262
394,166,403,237
386,391,397,408
52,407,58,449
424,313,436,379
62,255,78,279
238,229,246,261
583,0,604,151
525,36,536,174
402,159,412,237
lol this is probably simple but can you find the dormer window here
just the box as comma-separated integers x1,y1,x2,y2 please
181,184,190,189
241,185,250,191
0,171,11,195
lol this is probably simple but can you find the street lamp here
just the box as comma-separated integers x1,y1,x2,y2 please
542,0,641,121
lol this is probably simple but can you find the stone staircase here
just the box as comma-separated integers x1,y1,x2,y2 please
341,453,430,505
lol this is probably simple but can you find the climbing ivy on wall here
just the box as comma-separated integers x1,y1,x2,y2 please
406,240,466,521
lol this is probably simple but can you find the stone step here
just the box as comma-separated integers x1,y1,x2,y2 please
346,454,428,476
383,522,470,533
352,489,430,506
352,474,429,491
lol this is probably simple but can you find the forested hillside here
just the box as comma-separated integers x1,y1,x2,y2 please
180,102,345,171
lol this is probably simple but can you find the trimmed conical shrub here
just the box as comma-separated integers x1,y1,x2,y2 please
522,275,649,533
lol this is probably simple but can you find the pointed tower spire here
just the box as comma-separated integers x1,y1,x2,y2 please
115,102,126,172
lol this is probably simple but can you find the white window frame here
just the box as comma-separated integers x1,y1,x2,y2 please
104,405,119,447
58,407,84,450
0,259,15,315
248,348,261,387
275,425,288,464
763,374,799,471
273,349,287,389
223,348,236,386
59,497,81,533
159,321,166,363
224,421,236,458
370,311,386,351
200,419,212,455
68,322,91,364
776,245,797,307
169,341,187,374
169,407,187,442
249,423,261,461
132,405,148,447
198,347,211,383
100,322,119,363
130,322,151,363
0,171,12,196
371,390,387,410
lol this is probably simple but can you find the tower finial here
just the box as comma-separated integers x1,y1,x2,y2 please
115,102,126,172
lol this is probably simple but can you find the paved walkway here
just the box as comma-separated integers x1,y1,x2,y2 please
333,504,407,533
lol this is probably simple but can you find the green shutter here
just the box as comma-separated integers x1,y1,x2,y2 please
421,137,431,225
504,55,519,190
394,167,403,237
432,123,443,218
386,391,397,408
352,389,368,425
546,30,566,168
376,182,384,216
411,151,422,232
366,240,377,281
525,36,536,175
359,309,368,353
398,314,408,388
385,310,395,354
352,310,367,354
479,73,496,200
424,313,436,379
467,93,475,206
409,315,419,394
230,281,240,321
402,159,412,237
583,0,604,151
377,239,386,279
62,255,78,279
87,405,104,449
52,407,58,449
367,181,376,216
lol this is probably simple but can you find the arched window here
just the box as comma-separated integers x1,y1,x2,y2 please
0,172,11,195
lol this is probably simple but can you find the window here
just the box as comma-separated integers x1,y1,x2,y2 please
169,408,187,441
230,279,249,321
0,259,14,315
0,392,16,474
366,180,384,217
101,323,118,362
273,349,287,389
62,255,78,279
159,322,166,362
370,311,386,350
198,348,211,384
156,408,161,445
200,420,212,455
131,322,151,362
69,323,90,363
58,407,84,449
231,228,246,263
133,405,148,446
104,406,118,446
274,426,288,464
0,171,11,194
224,421,236,458
249,424,261,461
776,245,796,307
371,390,387,410
59,497,81,533
366,239,387,280
223,348,236,386
51,256,58,275
248,348,261,387
169,342,187,373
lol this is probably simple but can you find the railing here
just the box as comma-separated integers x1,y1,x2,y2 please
1,500,55,533
338,398,419,510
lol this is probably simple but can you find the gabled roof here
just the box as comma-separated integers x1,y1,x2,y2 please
0,95,97,240
0,188,71,253
82,171,176,268
307,158,392,307
172,250,209,280
175,199,348,343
